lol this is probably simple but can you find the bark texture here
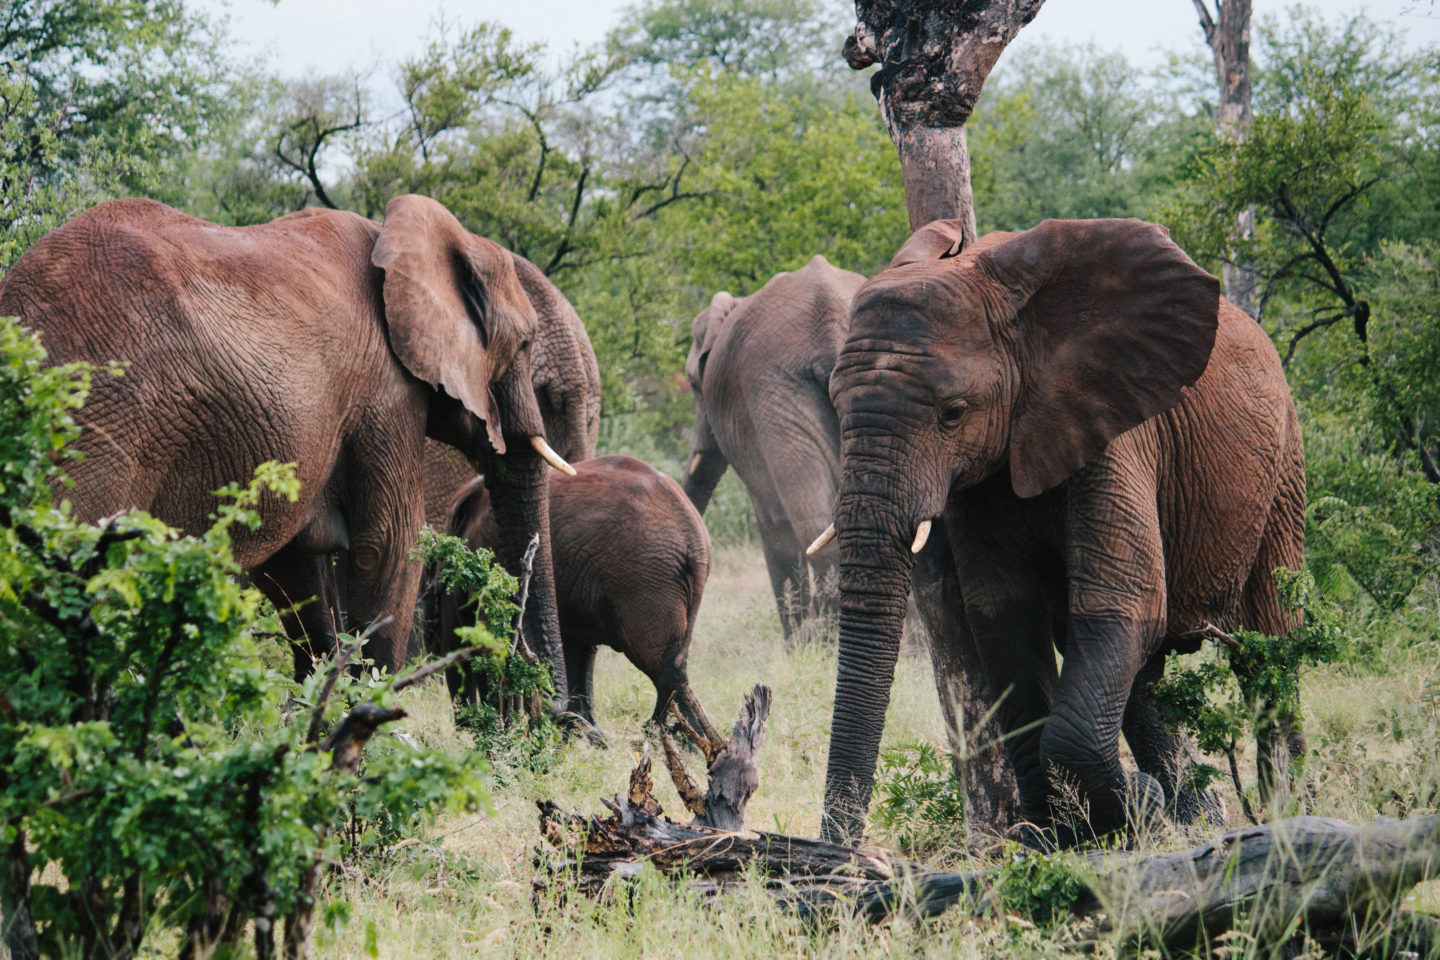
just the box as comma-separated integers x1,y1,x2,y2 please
845,0,1046,232
911,528,1021,839
1193,0,1259,316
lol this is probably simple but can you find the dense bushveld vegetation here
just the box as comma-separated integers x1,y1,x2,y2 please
4,0,1440,956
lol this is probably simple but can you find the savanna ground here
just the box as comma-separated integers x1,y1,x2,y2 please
305,531,1440,958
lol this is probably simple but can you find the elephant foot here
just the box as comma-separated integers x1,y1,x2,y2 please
1170,769,1226,827
1124,770,1168,837
553,709,607,747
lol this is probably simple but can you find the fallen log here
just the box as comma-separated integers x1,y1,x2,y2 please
534,684,1440,956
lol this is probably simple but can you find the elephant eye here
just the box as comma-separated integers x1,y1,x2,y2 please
938,397,969,428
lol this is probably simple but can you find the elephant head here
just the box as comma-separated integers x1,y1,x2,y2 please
820,217,1220,841
371,195,551,456
682,290,736,512
371,195,572,694
513,253,601,462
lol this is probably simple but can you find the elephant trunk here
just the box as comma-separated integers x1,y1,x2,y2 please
820,489,917,844
485,443,567,710
681,415,728,515
560,388,596,462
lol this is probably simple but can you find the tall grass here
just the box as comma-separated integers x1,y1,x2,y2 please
309,544,1440,959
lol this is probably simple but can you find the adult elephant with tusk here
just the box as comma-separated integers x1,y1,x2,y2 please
0,196,575,700
682,256,866,639
817,217,1305,847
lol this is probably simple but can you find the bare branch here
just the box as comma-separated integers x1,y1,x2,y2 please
320,703,407,775
1282,310,1349,366
303,618,389,745
1191,0,1218,42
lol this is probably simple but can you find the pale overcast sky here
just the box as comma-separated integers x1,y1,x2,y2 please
200,0,1439,82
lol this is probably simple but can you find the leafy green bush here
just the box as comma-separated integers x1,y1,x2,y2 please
412,529,561,772
870,741,966,857
1302,406,1440,616
1151,568,1367,818
0,318,489,959
994,849,1090,933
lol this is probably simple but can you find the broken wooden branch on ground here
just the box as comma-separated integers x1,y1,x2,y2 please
534,683,1440,956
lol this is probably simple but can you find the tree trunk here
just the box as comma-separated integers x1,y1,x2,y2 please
844,0,1043,839
845,0,1046,236
897,125,976,237
1193,0,1258,317
911,525,1021,841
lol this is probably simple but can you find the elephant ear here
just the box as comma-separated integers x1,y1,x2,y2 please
687,290,736,386
976,218,1220,499
371,195,534,453
889,219,967,268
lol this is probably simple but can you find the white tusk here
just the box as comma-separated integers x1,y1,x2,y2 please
806,524,837,556
910,519,932,554
688,452,703,476
530,436,577,476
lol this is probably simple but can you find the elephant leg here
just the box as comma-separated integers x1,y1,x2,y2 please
756,516,807,641
252,550,342,680
432,575,474,705
645,638,723,752
564,641,598,728
1052,460,1169,844
1042,618,1150,843
1239,455,1307,811
753,381,842,621
1122,658,1223,826
339,472,427,673
911,522,1021,837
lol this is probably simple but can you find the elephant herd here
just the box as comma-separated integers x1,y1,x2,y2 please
0,193,1305,850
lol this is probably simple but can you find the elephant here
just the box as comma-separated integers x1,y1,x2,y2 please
0,196,576,700
420,251,601,530
815,217,1305,846
682,256,865,639
430,455,721,747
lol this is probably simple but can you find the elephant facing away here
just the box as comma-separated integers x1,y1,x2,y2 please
431,455,720,746
818,218,1305,846
683,256,865,639
0,197,574,698
420,252,602,530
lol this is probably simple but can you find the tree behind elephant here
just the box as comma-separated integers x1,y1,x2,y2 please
0,197,574,702
682,256,862,640
430,455,721,747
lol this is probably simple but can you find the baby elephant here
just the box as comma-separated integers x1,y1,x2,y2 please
433,455,720,745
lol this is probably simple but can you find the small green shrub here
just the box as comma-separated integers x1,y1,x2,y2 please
871,741,966,857
0,318,489,958
412,529,560,772
1152,567,1368,816
995,849,1090,932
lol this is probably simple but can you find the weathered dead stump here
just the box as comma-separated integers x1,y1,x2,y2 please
535,683,1440,955
535,684,907,901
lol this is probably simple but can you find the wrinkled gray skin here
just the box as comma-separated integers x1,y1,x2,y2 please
432,455,719,745
682,256,865,638
0,197,570,704
419,253,602,529
819,218,1305,847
